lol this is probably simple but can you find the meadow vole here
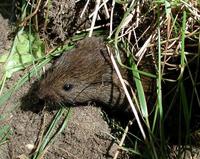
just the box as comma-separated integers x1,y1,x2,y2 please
37,37,130,112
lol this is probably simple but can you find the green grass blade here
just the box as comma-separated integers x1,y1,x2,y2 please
130,59,149,121
32,107,72,159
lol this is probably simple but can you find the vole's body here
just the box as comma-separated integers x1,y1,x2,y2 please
38,37,129,112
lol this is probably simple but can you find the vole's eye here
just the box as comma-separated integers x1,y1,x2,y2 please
63,84,73,91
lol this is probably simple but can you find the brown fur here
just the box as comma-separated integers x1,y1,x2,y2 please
37,37,129,112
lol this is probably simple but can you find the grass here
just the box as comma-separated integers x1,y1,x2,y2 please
31,107,72,159
0,0,200,158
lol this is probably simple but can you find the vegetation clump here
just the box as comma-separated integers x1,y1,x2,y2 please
0,0,200,158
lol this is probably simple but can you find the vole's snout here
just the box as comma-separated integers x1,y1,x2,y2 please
36,87,47,101
36,83,63,105
36,81,50,100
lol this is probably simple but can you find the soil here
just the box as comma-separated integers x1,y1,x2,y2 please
0,15,10,54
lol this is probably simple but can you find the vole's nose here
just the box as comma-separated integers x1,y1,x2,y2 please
37,89,48,101
36,85,48,100
37,86,61,104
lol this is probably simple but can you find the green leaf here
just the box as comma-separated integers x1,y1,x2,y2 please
0,31,45,79
0,115,12,145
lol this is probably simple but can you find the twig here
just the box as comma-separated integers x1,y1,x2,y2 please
80,0,90,18
89,0,100,37
113,121,133,159
109,0,115,37
106,46,146,140
19,0,42,26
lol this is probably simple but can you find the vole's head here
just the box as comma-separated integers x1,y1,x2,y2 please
37,37,121,107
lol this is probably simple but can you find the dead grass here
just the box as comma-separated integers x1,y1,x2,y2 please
0,0,200,158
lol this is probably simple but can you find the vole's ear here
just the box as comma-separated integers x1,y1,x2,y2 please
52,42,76,67
51,54,63,66
52,52,69,68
